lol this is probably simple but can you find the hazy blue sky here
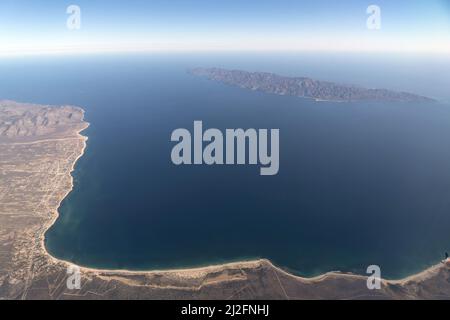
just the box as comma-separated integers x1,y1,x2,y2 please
0,0,449,55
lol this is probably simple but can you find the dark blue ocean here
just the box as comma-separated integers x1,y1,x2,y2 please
1,53,450,278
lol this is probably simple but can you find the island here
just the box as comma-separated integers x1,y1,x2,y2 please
189,68,436,103
0,100,449,300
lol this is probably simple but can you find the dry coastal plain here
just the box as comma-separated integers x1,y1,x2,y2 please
1,100,450,300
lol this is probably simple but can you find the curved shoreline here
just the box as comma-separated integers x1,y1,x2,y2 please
40,110,450,287
40,118,90,269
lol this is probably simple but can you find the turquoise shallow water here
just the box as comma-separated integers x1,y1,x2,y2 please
1,53,450,279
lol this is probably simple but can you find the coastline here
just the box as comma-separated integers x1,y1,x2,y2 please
39,114,90,273
2,100,449,299
40,108,450,287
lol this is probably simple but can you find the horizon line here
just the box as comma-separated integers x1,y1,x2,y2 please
1,47,450,58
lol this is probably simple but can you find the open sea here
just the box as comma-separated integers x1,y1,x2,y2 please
1,53,450,278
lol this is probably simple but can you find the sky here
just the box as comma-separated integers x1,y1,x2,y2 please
0,0,449,55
